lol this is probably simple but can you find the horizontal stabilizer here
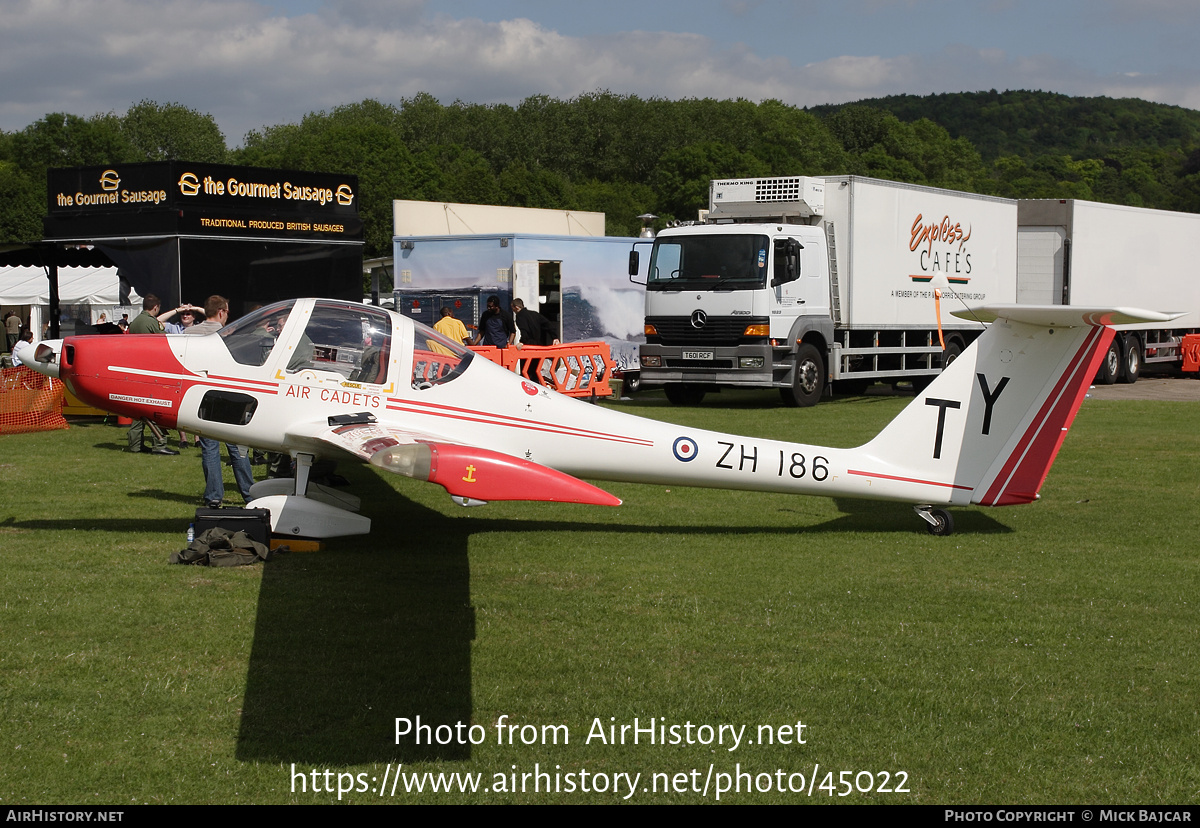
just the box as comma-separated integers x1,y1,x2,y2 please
952,304,1180,327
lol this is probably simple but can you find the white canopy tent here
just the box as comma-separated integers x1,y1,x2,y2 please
0,265,137,345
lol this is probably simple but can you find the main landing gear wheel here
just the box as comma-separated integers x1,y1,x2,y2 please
914,505,954,536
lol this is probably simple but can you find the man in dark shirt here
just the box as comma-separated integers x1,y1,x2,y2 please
472,295,514,349
511,298,559,383
511,299,558,347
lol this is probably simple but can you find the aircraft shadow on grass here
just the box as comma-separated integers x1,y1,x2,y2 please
229,474,1012,766
4,472,1007,767
127,487,205,505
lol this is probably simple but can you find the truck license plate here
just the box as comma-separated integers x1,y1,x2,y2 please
682,350,714,360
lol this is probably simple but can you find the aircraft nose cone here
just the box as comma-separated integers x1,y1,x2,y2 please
28,339,63,379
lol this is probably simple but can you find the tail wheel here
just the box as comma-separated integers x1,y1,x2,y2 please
779,343,825,407
925,509,954,536
1118,339,1141,384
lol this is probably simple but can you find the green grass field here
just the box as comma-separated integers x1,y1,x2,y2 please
1,390,1197,804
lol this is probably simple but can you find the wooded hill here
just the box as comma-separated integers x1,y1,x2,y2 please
3,91,1199,263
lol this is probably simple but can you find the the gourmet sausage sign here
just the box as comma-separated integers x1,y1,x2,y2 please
46,162,361,241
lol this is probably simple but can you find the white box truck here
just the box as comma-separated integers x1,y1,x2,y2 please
1017,199,1200,383
632,175,1018,405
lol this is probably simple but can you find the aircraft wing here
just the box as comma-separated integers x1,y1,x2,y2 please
951,305,1181,326
285,415,622,507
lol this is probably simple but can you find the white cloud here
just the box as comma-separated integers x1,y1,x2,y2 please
1,0,1197,145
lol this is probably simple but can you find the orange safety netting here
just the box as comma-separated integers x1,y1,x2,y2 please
471,342,615,398
0,366,69,434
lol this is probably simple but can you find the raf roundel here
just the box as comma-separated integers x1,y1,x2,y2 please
672,436,699,462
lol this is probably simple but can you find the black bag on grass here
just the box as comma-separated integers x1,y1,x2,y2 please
171,527,272,567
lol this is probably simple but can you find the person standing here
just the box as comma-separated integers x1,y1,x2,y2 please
472,295,514,349
169,304,200,449
5,311,22,352
128,295,201,335
183,295,255,508
434,306,471,344
126,294,178,454
511,298,559,383
128,295,165,334
164,306,200,334
511,299,558,347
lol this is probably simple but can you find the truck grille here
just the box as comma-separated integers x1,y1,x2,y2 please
664,358,735,369
646,316,768,346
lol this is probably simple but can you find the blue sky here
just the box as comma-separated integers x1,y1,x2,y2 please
3,0,1197,146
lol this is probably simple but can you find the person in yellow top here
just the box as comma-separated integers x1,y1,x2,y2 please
433,306,470,344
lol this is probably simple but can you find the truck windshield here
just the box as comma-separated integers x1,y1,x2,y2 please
646,234,769,290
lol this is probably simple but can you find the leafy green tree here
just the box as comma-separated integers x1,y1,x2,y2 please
121,100,227,162
2,112,135,243
573,179,658,236
0,162,43,243
498,163,573,210
10,112,134,178
824,105,895,156
650,141,770,221
6,89,1199,250
418,145,501,206
749,100,847,175
236,100,442,256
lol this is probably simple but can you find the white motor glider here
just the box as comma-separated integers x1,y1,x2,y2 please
28,299,1169,538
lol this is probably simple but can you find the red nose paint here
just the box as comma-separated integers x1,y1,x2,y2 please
60,335,188,429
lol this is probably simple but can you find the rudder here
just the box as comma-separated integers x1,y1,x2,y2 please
858,308,1115,507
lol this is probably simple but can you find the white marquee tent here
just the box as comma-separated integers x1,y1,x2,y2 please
0,265,137,345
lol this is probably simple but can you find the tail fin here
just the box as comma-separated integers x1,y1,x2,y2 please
860,306,1167,506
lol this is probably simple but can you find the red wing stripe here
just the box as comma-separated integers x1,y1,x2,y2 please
386,399,654,447
194,380,279,396
847,469,974,491
978,326,1109,506
208,374,280,389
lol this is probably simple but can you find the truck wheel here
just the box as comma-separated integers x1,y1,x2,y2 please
1118,339,1141,384
779,343,825,407
664,383,705,405
1097,339,1121,385
622,371,642,395
941,339,963,369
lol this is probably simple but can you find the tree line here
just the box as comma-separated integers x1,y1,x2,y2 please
3,91,1200,264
